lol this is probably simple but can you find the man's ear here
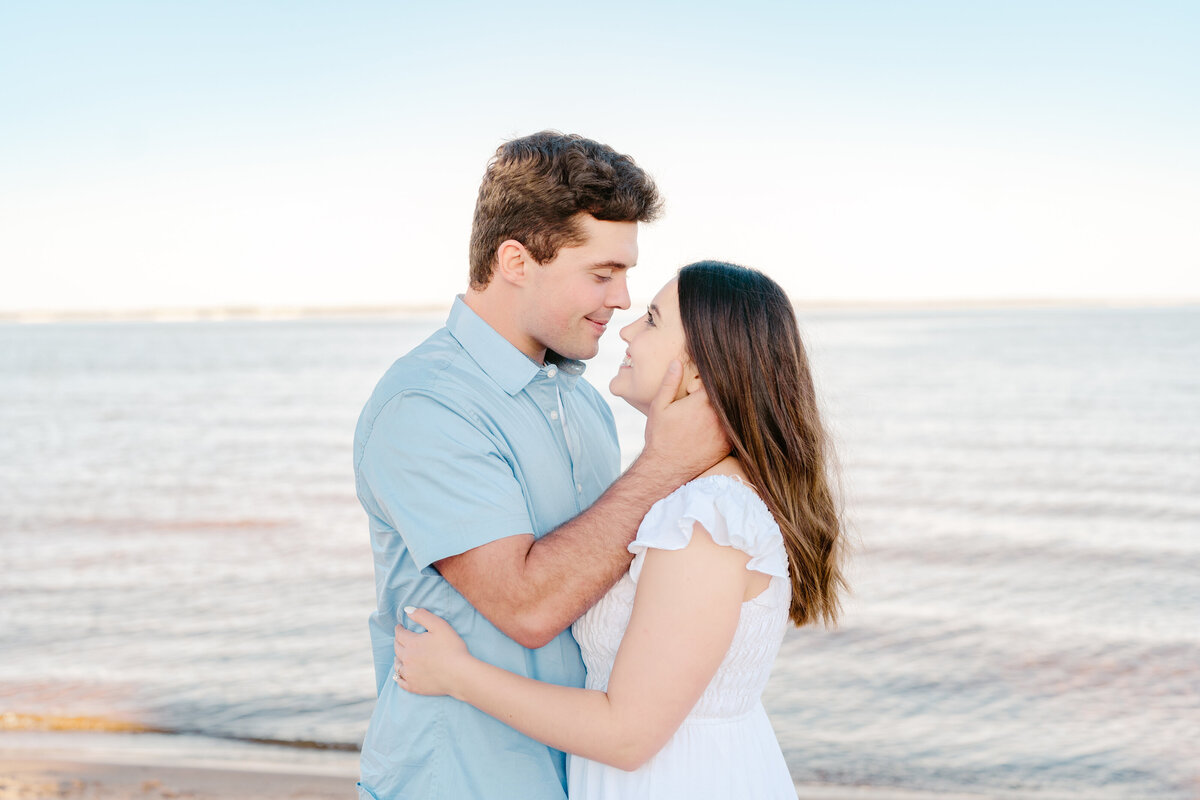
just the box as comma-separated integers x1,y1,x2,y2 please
495,239,532,286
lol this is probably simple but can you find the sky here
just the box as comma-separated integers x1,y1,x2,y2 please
2,1,1198,313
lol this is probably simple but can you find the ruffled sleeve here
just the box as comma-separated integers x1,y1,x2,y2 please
628,474,789,583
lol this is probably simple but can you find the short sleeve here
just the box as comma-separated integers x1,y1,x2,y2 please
628,475,789,583
357,392,533,572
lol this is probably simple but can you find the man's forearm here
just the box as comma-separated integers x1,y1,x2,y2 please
434,452,708,650
435,377,728,649
515,453,700,645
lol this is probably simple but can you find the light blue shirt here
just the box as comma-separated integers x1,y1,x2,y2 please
354,297,620,800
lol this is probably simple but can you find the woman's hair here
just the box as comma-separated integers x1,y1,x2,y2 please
677,261,846,627
468,131,662,290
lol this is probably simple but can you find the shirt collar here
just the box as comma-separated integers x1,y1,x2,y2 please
446,296,588,396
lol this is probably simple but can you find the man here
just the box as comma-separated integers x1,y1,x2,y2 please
354,131,726,799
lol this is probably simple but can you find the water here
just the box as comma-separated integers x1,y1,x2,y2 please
1,307,1197,798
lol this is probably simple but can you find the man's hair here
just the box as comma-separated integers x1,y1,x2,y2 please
468,131,662,289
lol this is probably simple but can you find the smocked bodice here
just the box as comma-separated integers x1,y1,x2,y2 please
570,475,790,720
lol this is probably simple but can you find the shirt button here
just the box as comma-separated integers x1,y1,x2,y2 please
576,483,583,493
549,410,559,420
546,365,558,378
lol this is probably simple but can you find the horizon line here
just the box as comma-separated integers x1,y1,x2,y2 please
1,296,1197,324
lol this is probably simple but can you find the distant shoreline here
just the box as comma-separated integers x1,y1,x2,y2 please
2,297,1196,324
0,305,450,325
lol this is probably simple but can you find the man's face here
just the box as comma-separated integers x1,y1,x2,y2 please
520,215,638,362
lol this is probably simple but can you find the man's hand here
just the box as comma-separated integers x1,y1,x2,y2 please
641,360,729,481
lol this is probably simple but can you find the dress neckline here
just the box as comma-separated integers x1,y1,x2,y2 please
687,472,760,500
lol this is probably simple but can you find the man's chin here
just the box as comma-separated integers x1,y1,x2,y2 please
558,343,600,362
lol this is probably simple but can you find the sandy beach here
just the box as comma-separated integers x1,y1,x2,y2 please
0,732,359,800
0,733,1004,800
0,731,1011,800
0,760,1000,800
0,759,352,799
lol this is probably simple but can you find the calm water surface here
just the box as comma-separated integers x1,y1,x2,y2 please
1,307,1197,798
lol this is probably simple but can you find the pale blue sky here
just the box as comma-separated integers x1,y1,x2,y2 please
2,1,1197,312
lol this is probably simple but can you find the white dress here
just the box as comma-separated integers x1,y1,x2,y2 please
568,475,797,799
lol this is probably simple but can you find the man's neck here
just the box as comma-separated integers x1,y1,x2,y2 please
462,289,547,365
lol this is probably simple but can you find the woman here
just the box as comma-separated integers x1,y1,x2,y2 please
394,261,846,799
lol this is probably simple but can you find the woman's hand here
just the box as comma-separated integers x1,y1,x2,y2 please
393,607,472,697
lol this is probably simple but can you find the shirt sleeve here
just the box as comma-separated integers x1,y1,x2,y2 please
357,391,534,572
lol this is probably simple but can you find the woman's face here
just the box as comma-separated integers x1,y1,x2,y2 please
609,278,700,414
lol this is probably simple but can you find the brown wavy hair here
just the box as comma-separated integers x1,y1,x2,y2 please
677,261,846,627
468,131,662,290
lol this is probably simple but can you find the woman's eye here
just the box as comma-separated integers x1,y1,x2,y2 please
645,312,655,326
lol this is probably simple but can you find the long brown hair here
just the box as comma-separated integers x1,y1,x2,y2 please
677,261,845,627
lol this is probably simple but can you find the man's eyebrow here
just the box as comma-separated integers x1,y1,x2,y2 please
592,261,630,269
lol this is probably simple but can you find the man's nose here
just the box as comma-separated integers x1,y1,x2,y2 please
607,273,631,309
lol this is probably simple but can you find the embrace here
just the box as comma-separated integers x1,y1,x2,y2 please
353,132,846,800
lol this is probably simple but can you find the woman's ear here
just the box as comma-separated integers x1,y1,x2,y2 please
682,362,704,395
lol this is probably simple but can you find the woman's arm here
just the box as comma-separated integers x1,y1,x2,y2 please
396,522,750,771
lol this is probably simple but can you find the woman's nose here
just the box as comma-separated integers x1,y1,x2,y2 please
619,320,636,343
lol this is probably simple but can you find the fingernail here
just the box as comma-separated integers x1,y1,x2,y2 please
404,606,416,615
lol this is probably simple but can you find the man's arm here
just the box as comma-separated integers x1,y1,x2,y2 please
435,361,728,649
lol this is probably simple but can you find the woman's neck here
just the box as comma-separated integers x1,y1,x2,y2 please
698,455,751,486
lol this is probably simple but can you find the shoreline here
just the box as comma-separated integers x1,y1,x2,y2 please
0,731,1054,800
0,758,354,800
0,731,358,799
